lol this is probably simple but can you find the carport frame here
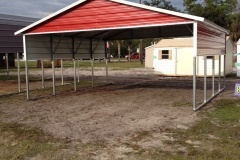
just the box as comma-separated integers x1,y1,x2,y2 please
15,0,229,111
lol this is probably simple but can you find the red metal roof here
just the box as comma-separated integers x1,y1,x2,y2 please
26,0,191,34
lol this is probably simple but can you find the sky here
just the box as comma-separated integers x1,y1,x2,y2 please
0,0,185,18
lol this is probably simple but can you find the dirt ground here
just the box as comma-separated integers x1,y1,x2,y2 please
0,67,239,159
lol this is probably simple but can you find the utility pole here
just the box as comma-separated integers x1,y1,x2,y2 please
139,0,143,65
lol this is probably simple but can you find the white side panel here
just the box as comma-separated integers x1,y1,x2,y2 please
153,48,175,75
26,35,51,60
197,22,225,56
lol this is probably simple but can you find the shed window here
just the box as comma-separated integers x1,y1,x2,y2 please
158,50,172,60
162,50,169,59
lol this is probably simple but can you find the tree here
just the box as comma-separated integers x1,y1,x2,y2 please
144,0,181,12
183,0,238,27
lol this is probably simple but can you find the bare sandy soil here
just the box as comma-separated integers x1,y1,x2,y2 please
0,67,239,159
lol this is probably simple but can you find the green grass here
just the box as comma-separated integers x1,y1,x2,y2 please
0,122,66,160
0,60,144,74
138,98,240,160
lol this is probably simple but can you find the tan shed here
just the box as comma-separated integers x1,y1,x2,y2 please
145,37,233,77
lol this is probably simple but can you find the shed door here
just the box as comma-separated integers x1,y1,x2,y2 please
176,48,193,75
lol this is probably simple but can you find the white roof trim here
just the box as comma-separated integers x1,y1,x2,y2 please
21,22,194,36
111,0,204,21
15,0,86,35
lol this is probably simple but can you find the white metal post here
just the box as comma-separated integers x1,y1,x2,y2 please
106,58,108,84
41,60,45,88
6,53,9,79
91,59,94,88
204,56,207,102
78,59,80,83
74,59,77,91
61,59,64,85
51,35,56,96
218,55,221,91
23,35,30,100
52,59,55,95
193,22,197,111
17,52,21,93
224,55,226,88
212,56,215,96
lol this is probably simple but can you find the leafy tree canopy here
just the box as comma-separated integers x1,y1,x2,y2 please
143,0,181,12
183,0,238,27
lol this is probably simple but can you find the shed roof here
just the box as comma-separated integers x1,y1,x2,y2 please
150,37,233,49
155,38,193,48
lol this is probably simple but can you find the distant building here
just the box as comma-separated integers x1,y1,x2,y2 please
145,37,233,76
0,14,38,68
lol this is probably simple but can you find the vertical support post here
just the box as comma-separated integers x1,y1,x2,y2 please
91,59,94,88
52,60,55,95
74,59,77,91
224,54,226,88
90,39,94,88
204,56,207,102
61,59,64,85
212,56,215,96
77,59,80,83
24,35,30,100
41,60,45,88
105,40,108,84
6,53,9,79
218,55,221,91
193,22,197,111
51,35,56,96
72,37,77,91
106,59,108,84
17,52,21,93
193,57,197,110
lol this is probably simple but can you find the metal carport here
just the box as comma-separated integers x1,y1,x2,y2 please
15,0,229,111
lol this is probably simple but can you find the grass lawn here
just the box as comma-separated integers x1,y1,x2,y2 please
0,59,145,74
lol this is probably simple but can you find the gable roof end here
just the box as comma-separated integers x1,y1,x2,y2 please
15,0,228,35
